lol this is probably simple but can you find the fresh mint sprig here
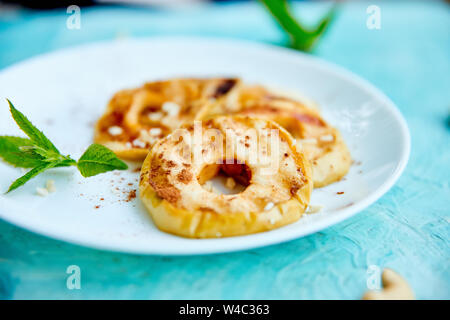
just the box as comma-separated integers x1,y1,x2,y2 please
260,0,337,52
0,99,128,193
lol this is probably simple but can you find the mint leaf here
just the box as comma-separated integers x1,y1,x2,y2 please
6,161,59,193
7,99,60,154
2,101,128,192
54,159,77,167
0,136,46,168
77,144,128,177
20,144,65,162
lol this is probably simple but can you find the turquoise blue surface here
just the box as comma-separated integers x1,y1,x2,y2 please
0,1,449,299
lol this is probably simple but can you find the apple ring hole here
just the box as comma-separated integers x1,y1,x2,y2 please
198,160,251,195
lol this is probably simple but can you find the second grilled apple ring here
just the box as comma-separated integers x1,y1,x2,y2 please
205,85,352,187
94,78,240,160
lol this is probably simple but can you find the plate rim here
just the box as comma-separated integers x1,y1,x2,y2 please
0,36,411,255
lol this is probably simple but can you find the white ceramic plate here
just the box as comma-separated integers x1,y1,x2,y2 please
0,37,410,255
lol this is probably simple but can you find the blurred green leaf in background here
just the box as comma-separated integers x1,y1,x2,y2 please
260,0,337,52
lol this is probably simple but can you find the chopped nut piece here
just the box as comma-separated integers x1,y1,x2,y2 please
225,177,236,189
320,134,334,142
46,180,56,193
306,204,323,213
148,112,163,121
149,127,162,136
107,126,123,136
162,101,180,117
36,187,49,197
264,202,275,211
363,269,415,300
138,129,158,145
132,139,146,148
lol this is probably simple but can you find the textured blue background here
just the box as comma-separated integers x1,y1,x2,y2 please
0,1,449,299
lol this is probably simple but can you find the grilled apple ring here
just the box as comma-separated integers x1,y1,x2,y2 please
205,85,351,187
94,78,240,160
139,116,313,238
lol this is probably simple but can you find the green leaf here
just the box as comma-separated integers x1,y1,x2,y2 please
1,101,127,192
260,0,337,52
6,161,59,193
54,158,77,167
20,144,64,162
0,136,46,168
77,144,128,177
7,99,60,154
